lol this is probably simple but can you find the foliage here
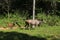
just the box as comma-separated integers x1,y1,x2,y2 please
0,0,60,27
36,13,60,26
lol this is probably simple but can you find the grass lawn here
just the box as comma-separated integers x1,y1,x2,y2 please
0,26,60,40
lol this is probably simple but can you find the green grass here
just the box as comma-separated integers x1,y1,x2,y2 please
0,26,60,40
0,12,60,40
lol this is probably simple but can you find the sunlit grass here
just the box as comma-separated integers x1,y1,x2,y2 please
0,26,60,36
0,25,60,40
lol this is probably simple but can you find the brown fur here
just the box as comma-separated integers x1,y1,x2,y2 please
25,19,43,28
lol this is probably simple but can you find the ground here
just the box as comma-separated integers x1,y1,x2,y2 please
0,26,60,40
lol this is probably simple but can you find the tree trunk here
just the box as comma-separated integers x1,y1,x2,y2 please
33,0,35,28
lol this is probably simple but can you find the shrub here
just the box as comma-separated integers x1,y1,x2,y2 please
36,13,60,26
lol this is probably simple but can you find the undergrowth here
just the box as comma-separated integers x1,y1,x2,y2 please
0,12,60,27
36,13,60,26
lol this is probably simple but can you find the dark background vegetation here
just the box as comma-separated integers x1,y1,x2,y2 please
0,0,60,27
0,0,60,18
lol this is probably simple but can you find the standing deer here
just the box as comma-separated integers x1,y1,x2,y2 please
25,19,43,28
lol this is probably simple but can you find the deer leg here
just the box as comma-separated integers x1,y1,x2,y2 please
38,24,40,27
25,22,29,29
35,24,37,27
29,23,30,29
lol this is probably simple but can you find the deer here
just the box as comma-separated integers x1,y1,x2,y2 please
25,19,43,29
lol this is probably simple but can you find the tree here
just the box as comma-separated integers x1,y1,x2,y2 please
32,0,36,28
3,0,11,21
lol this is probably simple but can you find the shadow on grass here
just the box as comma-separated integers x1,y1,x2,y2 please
0,31,47,40
46,35,60,40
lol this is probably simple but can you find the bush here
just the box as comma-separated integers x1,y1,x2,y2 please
36,13,60,26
